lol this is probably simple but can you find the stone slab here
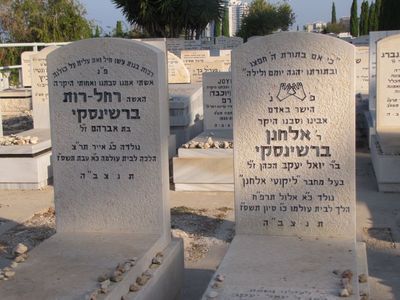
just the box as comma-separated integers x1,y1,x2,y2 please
178,130,232,157
356,242,370,300
174,183,233,192
370,134,400,192
0,233,165,300
173,157,233,184
202,235,358,300
0,128,52,190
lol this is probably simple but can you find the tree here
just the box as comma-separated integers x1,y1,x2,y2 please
112,0,224,38
359,0,369,35
379,0,400,30
237,0,294,41
325,22,347,34
331,2,337,24
114,21,124,37
0,0,92,43
375,0,382,29
214,19,222,37
222,6,229,37
369,2,377,31
350,0,359,37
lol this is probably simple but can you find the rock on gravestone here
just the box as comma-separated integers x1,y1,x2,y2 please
202,33,366,299
0,39,183,300
31,46,58,129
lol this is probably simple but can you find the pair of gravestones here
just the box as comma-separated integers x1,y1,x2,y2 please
2,33,366,300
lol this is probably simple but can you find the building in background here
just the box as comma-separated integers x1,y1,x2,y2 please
228,0,249,36
304,21,327,33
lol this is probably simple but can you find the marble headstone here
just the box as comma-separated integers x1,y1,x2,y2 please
48,39,170,235
21,51,35,87
0,72,10,91
376,34,400,154
167,52,190,84
31,46,58,129
369,30,400,113
233,32,356,237
203,72,232,130
355,46,369,98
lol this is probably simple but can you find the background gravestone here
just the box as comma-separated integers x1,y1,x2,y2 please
203,72,232,130
21,51,35,87
48,39,170,235
356,46,369,98
31,46,58,129
369,31,400,113
376,34,400,154
167,52,190,84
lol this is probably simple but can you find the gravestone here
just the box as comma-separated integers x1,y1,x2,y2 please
369,31,400,113
173,72,234,192
180,50,210,61
186,57,231,83
203,72,232,130
21,51,35,87
202,32,367,299
370,34,400,192
167,52,190,84
0,38,183,299
355,46,369,99
31,46,58,129
0,72,10,91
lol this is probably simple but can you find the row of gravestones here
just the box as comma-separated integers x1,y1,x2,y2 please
1,33,367,300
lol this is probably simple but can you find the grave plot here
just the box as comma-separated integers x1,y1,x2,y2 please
0,47,57,189
201,32,369,300
173,72,233,191
0,38,184,300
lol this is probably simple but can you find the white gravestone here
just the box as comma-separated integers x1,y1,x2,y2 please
0,72,10,91
355,46,369,98
203,72,232,130
202,33,362,299
21,51,35,87
376,34,400,154
31,46,58,129
48,39,170,234
167,52,190,84
369,31,400,113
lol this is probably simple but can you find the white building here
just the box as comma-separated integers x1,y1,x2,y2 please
304,21,327,33
228,0,249,36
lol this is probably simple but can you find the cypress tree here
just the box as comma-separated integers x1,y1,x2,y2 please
350,0,359,37
369,2,377,31
222,7,229,37
379,0,400,30
115,21,124,37
331,2,337,24
214,19,222,36
359,1,369,35
375,0,382,29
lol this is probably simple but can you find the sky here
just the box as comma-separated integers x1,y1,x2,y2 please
79,0,371,34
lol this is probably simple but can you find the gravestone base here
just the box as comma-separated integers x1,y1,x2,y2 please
202,235,363,300
0,233,183,300
173,130,233,191
370,135,400,192
0,129,52,189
